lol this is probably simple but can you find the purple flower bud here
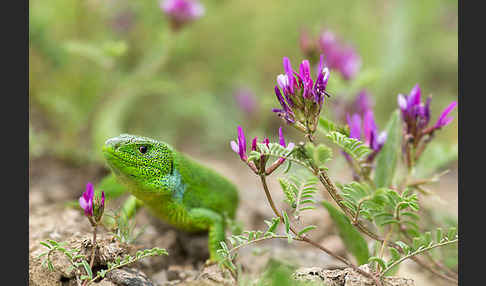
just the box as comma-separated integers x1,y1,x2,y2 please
251,136,258,151
278,127,286,147
363,110,377,147
296,60,313,100
287,142,295,151
237,126,247,161
433,101,457,129
230,140,239,153
79,182,94,217
355,90,373,115
408,84,421,108
277,74,295,107
160,0,204,30
339,47,361,80
397,94,407,111
273,86,295,124
346,113,362,140
347,111,386,154
230,126,249,161
313,55,330,106
283,57,296,94
375,131,387,151
234,88,257,115
263,137,270,147
277,74,290,91
277,127,294,163
100,191,105,209
318,30,361,80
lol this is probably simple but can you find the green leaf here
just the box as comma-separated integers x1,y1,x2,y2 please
395,241,410,254
282,211,290,235
374,110,401,188
304,143,333,168
436,228,443,243
265,217,280,234
368,256,386,270
318,117,349,136
423,232,432,246
326,131,371,161
322,201,369,265
389,247,401,262
39,241,52,249
447,227,457,241
298,225,317,236
82,260,93,279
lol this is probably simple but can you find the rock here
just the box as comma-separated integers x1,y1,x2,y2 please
96,280,118,286
196,263,235,285
293,267,346,286
293,264,415,286
106,267,154,286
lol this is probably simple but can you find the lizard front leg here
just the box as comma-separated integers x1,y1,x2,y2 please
188,208,226,262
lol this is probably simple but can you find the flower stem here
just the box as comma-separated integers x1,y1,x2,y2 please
89,225,97,269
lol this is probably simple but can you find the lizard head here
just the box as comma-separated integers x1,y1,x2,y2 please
102,134,174,192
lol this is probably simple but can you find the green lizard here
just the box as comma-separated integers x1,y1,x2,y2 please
101,134,239,261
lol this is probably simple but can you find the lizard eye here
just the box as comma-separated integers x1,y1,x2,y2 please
139,146,148,154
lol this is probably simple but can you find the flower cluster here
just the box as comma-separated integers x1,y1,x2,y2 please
160,0,204,31
79,182,105,226
397,84,457,167
299,29,361,81
231,126,294,175
272,55,330,136
398,84,457,145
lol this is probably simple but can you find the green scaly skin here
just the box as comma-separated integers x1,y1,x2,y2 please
102,134,239,261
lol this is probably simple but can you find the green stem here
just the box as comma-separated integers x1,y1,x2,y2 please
380,239,458,278
228,235,304,254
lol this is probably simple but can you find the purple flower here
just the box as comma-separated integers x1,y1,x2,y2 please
234,88,257,115
318,30,361,80
398,84,456,138
278,127,295,151
433,101,457,129
251,136,258,151
272,86,296,124
230,126,248,161
160,0,204,30
346,114,362,140
355,90,373,116
79,182,94,217
100,191,105,210
275,127,294,164
346,111,386,153
273,55,330,132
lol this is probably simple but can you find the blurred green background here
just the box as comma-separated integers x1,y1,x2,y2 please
29,0,457,163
